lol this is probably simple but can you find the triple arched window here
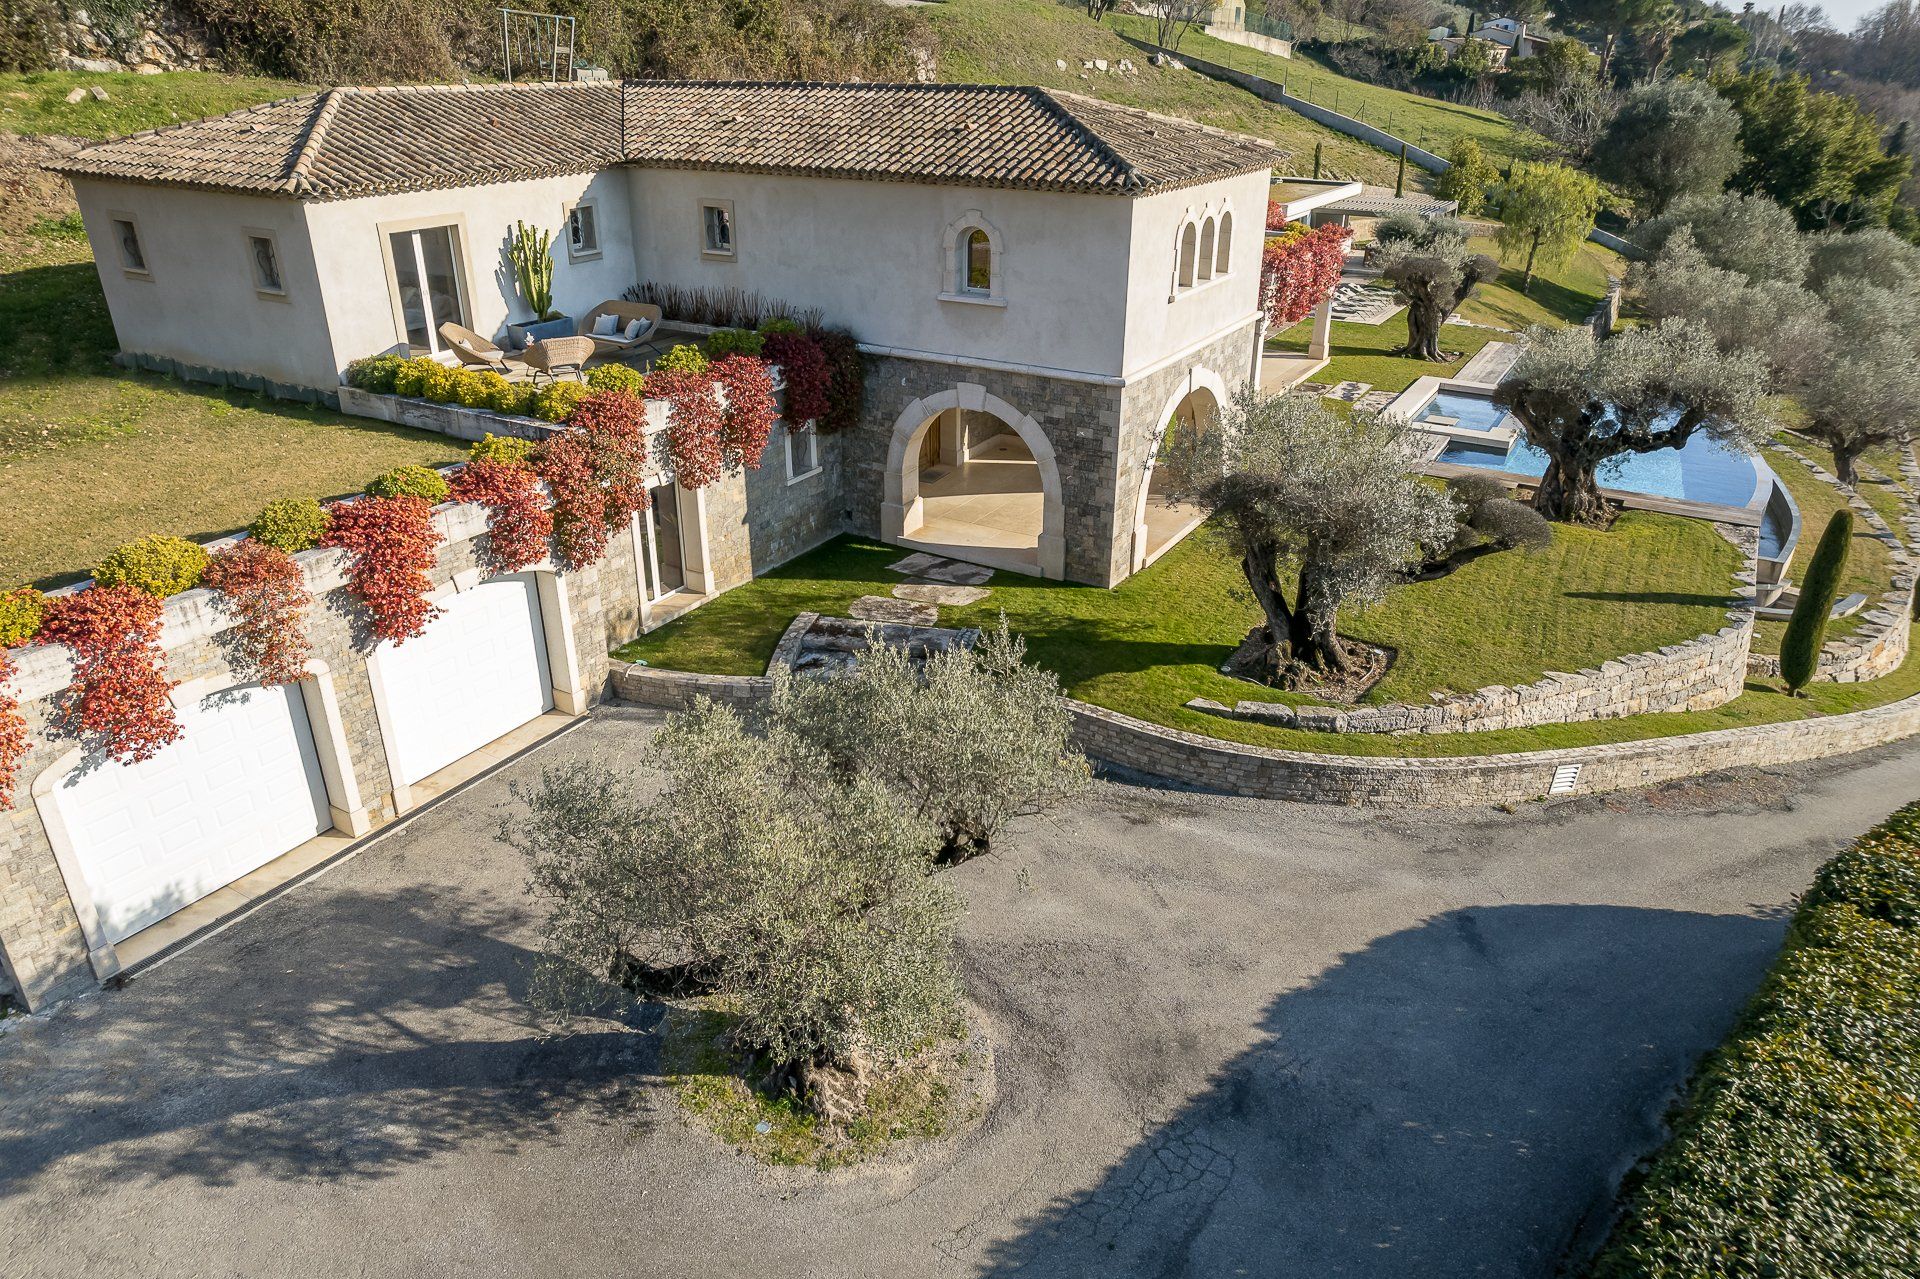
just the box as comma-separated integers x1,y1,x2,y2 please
1171,203,1235,298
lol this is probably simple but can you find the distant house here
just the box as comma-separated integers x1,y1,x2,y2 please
1429,15,1556,63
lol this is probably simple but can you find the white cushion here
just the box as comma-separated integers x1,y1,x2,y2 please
592,313,620,336
623,318,646,341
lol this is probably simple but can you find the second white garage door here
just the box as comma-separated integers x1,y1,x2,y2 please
50,683,332,943
369,574,554,787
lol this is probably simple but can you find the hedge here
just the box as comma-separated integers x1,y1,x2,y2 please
1587,802,1920,1278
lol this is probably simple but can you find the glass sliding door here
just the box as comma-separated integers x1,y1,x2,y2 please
387,225,469,352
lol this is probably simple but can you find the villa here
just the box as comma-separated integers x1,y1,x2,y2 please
51,80,1279,588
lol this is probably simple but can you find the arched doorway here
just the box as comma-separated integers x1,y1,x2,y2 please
882,385,1066,579
1133,372,1227,572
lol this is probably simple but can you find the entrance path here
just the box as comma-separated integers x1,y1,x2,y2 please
4,705,1915,1278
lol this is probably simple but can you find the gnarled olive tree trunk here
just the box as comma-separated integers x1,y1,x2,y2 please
1235,537,1354,679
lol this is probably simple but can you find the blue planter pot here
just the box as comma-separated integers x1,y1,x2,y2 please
514,316,575,345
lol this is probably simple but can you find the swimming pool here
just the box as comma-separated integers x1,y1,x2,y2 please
1436,430,1768,509
1417,390,1511,434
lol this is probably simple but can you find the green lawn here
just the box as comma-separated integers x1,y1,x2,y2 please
1458,235,1621,330
1777,434,1913,536
1108,14,1547,167
0,70,306,139
1271,312,1498,392
1755,447,1899,655
927,0,1420,188
0,76,466,590
599,520,1915,761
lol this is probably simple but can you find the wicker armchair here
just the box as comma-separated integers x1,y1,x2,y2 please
579,300,664,357
439,321,512,371
521,335,595,384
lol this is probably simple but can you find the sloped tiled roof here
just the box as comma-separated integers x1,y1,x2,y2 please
50,80,1280,201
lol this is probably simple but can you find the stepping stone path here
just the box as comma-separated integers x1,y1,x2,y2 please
893,582,991,606
887,551,996,586
1323,380,1373,403
849,595,941,626
1354,389,1399,413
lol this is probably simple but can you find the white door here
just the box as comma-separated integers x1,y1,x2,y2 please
52,683,331,943
369,574,553,787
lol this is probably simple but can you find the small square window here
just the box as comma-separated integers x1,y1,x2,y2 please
111,216,147,276
246,232,285,295
566,202,599,258
701,201,735,258
786,422,820,482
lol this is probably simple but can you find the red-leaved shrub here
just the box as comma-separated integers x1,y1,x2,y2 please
203,541,313,687
0,648,25,808
649,368,726,490
536,391,652,570
450,458,555,574
1260,223,1350,328
321,495,442,643
37,585,180,763
762,331,831,426
812,329,866,434
713,355,778,470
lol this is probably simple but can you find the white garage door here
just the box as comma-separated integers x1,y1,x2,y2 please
52,683,332,943
369,574,553,788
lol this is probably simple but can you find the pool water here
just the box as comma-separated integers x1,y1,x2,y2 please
1436,429,1767,509
1418,391,1510,433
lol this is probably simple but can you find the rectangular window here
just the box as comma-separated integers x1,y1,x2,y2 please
110,215,148,276
785,422,820,483
565,201,599,259
246,230,285,296
384,222,469,353
700,200,735,259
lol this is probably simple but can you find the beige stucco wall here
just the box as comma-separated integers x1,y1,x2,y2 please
304,169,640,369
71,177,338,388
1120,170,1268,379
621,168,1140,377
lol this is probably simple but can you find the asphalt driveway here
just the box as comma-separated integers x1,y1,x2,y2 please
3,705,1915,1278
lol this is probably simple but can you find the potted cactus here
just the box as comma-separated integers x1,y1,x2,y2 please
507,221,572,343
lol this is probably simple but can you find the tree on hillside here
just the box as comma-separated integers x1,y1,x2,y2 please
1670,13,1750,75
1555,0,1672,81
1630,190,1812,284
1493,321,1771,523
1799,295,1920,486
1495,160,1604,293
1372,213,1500,360
1628,233,1830,387
1720,71,1913,230
1806,226,1920,296
1153,0,1213,49
1435,137,1500,215
1159,389,1455,681
1594,78,1743,215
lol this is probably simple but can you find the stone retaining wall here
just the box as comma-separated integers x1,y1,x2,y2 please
605,656,1920,809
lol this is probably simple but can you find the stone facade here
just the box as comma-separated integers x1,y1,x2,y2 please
1,503,630,1014
1192,620,1754,735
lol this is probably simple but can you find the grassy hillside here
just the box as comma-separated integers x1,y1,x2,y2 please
927,0,1419,188
0,70,305,139
1109,16,1547,166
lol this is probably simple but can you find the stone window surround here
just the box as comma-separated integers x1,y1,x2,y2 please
375,212,478,356
107,209,149,279
699,198,736,260
938,209,1007,308
1169,199,1236,301
785,420,821,484
243,225,289,301
630,482,717,630
562,196,601,262
30,661,367,986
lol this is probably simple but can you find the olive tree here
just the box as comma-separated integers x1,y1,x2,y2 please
1162,387,1456,680
1799,290,1920,487
1494,321,1772,524
1630,190,1812,286
1629,233,1831,388
1593,77,1744,216
1373,214,1500,361
510,710,961,1094
766,618,1091,862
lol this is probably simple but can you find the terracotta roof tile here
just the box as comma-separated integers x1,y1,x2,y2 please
50,80,1279,200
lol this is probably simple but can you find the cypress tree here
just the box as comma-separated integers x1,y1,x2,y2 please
1780,509,1854,696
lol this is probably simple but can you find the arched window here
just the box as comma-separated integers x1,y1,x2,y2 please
1197,218,1216,280
961,228,991,295
1177,223,1197,290
1215,211,1233,276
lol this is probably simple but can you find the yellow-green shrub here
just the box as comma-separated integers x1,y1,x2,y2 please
249,497,330,553
0,586,46,647
344,353,405,394
585,363,646,395
532,382,587,422
93,535,211,598
485,378,534,415
469,433,539,465
655,344,710,375
365,465,451,503
391,356,442,398
451,369,498,408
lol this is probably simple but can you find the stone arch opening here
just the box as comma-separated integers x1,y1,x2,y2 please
882,385,1066,579
1133,370,1229,572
